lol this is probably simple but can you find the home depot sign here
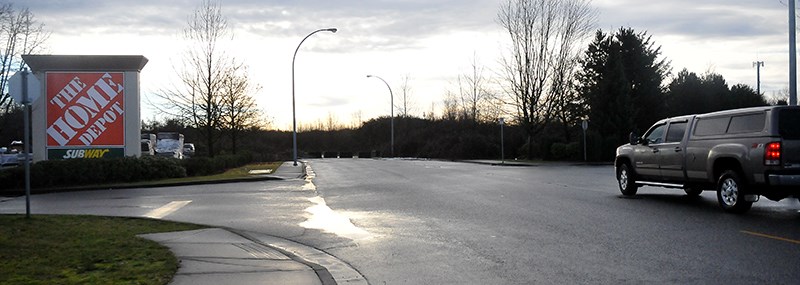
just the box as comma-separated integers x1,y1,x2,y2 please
46,72,125,159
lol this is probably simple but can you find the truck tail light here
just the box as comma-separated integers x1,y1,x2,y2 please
765,142,781,166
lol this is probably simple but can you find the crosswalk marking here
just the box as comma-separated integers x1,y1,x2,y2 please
144,200,192,219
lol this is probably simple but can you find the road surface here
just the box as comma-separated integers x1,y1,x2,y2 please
2,159,799,284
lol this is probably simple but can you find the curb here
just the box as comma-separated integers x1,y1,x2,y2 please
231,229,368,285
454,159,614,167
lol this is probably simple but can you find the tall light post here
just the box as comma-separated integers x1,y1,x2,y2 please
292,27,337,166
367,75,394,157
790,0,797,105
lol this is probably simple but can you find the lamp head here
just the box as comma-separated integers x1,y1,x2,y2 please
327,28,338,33
366,75,373,78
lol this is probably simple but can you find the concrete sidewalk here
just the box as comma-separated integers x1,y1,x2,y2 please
269,161,306,180
140,228,367,285
138,162,369,285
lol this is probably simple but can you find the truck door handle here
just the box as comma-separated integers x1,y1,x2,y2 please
652,148,659,153
674,147,682,152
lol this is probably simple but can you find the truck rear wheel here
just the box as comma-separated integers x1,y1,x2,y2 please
716,170,753,213
617,163,638,196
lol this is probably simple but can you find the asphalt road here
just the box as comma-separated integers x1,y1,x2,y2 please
2,159,799,284
308,159,800,284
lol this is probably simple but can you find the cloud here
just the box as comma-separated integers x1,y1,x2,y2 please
596,0,785,40
23,0,501,52
306,94,350,108
228,0,502,52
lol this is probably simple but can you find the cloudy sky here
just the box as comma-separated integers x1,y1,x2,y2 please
19,0,796,129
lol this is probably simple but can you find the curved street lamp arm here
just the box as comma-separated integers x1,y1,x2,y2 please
292,28,338,66
291,27,337,166
366,74,395,157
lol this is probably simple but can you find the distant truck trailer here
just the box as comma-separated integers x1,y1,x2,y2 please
155,132,184,159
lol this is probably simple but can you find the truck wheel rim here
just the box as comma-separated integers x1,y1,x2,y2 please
720,178,738,206
619,169,629,189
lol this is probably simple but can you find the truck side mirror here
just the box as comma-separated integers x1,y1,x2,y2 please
629,132,640,145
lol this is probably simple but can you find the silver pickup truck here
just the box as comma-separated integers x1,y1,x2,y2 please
615,106,800,213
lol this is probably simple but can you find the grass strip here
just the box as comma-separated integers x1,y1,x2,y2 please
112,161,284,187
0,215,205,285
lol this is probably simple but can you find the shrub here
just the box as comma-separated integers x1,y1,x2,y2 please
0,156,186,192
180,152,255,177
550,143,568,160
566,142,582,161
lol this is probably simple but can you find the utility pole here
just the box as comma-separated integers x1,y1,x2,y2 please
790,0,797,105
753,61,764,95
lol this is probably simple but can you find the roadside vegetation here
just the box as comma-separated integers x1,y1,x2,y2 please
0,156,281,194
0,215,205,285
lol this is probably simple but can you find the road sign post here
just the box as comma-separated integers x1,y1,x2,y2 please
10,69,37,218
581,120,588,162
499,118,505,165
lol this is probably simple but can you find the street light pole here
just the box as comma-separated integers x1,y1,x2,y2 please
292,27,337,166
366,75,394,157
790,0,797,105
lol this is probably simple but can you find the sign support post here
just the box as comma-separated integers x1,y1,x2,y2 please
22,69,31,218
581,120,588,162
499,118,505,165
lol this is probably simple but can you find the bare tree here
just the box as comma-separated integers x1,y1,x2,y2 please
0,5,48,119
497,0,595,158
456,53,493,123
153,0,251,157
442,90,460,121
325,112,340,131
397,74,415,117
350,110,363,129
220,64,262,154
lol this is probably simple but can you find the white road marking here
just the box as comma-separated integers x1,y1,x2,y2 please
144,200,192,219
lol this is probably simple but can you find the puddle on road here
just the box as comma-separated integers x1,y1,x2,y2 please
300,196,373,241
299,162,372,240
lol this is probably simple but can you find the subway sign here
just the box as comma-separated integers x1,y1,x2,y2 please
48,148,124,160
44,72,125,160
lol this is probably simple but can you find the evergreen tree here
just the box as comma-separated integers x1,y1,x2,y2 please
728,84,768,108
576,27,669,158
666,70,767,116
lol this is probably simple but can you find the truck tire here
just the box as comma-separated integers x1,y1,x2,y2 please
716,170,753,213
617,163,638,196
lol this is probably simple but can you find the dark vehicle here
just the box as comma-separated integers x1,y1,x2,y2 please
615,106,800,213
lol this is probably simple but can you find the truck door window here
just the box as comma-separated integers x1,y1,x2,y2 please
644,124,666,144
665,122,687,143
728,113,765,134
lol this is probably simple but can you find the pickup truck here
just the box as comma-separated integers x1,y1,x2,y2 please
615,106,800,213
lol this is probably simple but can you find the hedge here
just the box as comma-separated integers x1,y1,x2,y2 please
181,152,255,176
0,152,258,192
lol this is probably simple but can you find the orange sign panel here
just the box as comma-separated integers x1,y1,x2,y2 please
46,72,125,147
